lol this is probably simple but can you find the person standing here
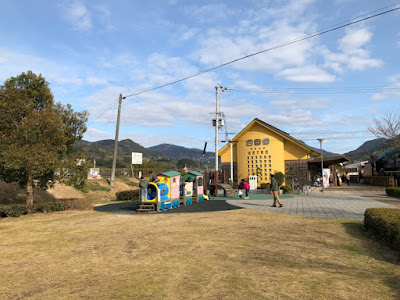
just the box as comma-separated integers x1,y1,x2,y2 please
359,170,363,184
270,174,283,207
345,172,350,186
139,177,149,202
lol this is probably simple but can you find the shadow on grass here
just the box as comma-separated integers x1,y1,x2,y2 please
93,200,243,215
93,201,140,214
342,222,400,298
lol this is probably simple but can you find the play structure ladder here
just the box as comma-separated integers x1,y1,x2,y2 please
218,183,235,197
137,202,157,213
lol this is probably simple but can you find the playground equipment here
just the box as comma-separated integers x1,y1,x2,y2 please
182,171,205,203
138,170,207,213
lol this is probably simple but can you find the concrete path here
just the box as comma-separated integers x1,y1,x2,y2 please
227,193,399,221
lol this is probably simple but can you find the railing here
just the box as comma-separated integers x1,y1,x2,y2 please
362,176,395,187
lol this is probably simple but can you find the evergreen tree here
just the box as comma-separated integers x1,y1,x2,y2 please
0,71,88,209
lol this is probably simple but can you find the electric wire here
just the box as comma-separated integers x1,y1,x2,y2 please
88,3,400,125
121,5,400,100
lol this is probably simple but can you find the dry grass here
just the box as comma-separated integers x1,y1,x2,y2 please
0,208,399,299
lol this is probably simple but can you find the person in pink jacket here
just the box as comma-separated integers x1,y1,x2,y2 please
240,179,250,199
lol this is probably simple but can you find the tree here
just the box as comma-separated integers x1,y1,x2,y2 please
369,110,400,150
0,71,88,209
273,171,285,187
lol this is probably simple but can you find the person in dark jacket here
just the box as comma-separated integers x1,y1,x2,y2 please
270,174,283,207
149,171,159,183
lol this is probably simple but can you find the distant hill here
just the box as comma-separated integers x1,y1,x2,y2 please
344,138,389,161
76,139,160,158
149,143,214,165
74,139,162,168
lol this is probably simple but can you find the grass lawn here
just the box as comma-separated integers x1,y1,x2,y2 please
1,205,399,299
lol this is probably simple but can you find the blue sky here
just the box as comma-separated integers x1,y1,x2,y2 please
1,0,400,154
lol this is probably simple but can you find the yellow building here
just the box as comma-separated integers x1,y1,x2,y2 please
218,118,320,185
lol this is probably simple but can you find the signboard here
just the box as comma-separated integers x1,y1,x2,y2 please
132,152,143,164
249,175,257,190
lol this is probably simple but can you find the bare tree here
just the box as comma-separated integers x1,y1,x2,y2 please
368,109,400,150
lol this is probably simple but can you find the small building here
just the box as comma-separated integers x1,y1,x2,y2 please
218,118,321,185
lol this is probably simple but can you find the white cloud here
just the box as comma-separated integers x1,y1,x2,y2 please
182,4,234,24
323,27,383,72
60,0,92,31
87,77,108,86
276,66,336,83
84,128,113,141
0,47,83,87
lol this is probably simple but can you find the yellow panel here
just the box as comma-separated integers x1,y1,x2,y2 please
158,175,171,199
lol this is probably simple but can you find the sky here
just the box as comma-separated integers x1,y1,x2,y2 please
1,0,400,154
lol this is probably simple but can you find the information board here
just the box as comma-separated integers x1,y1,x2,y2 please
132,152,143,164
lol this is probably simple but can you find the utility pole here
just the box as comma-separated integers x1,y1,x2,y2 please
317,138,324,194
110,94,123,187
215,86,219,197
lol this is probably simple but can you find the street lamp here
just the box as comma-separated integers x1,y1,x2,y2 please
317,138,324,193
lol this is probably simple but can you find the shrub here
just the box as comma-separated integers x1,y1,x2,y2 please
35,202,69,213
364,208,400,252
386,187,400,197
281,185,292,194
0,206,7,218
5,205,28,217
59,198,93,210
116,190,140,201
273,172,285,187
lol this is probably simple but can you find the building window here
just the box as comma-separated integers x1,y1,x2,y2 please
269,160,271,163
248,151,251,155
246,139,253,146
265,150,268,154
254,139,261,146
261,151,263,154
263,138,270,145
269,169,272,172
269,155,271,158
252,151,255,155
269,164,271,167
264,164,267,167
264,156,267,158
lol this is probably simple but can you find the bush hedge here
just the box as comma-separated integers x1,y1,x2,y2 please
116,189,140,201
364,208,400,252
385,187,400,197
281,185,292,194
0,198,93,219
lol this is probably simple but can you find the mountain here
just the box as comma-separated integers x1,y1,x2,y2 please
73,139,164,168
149,143,214,165
76,139,159,158
344,138,389,161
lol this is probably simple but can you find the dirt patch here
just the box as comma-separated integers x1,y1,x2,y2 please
47,183,86,199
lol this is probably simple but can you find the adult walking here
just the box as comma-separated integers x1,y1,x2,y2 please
270,174,283,207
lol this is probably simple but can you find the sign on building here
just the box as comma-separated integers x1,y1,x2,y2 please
132,152,143,164
249,175,257,190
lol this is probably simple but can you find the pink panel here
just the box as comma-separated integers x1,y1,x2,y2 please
170,175,181,199
197,176,204,195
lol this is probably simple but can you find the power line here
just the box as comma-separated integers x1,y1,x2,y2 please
88,3,400,125
121,5,400,100
224,86,400,95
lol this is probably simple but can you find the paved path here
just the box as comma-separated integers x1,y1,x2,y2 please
227,193,399,221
